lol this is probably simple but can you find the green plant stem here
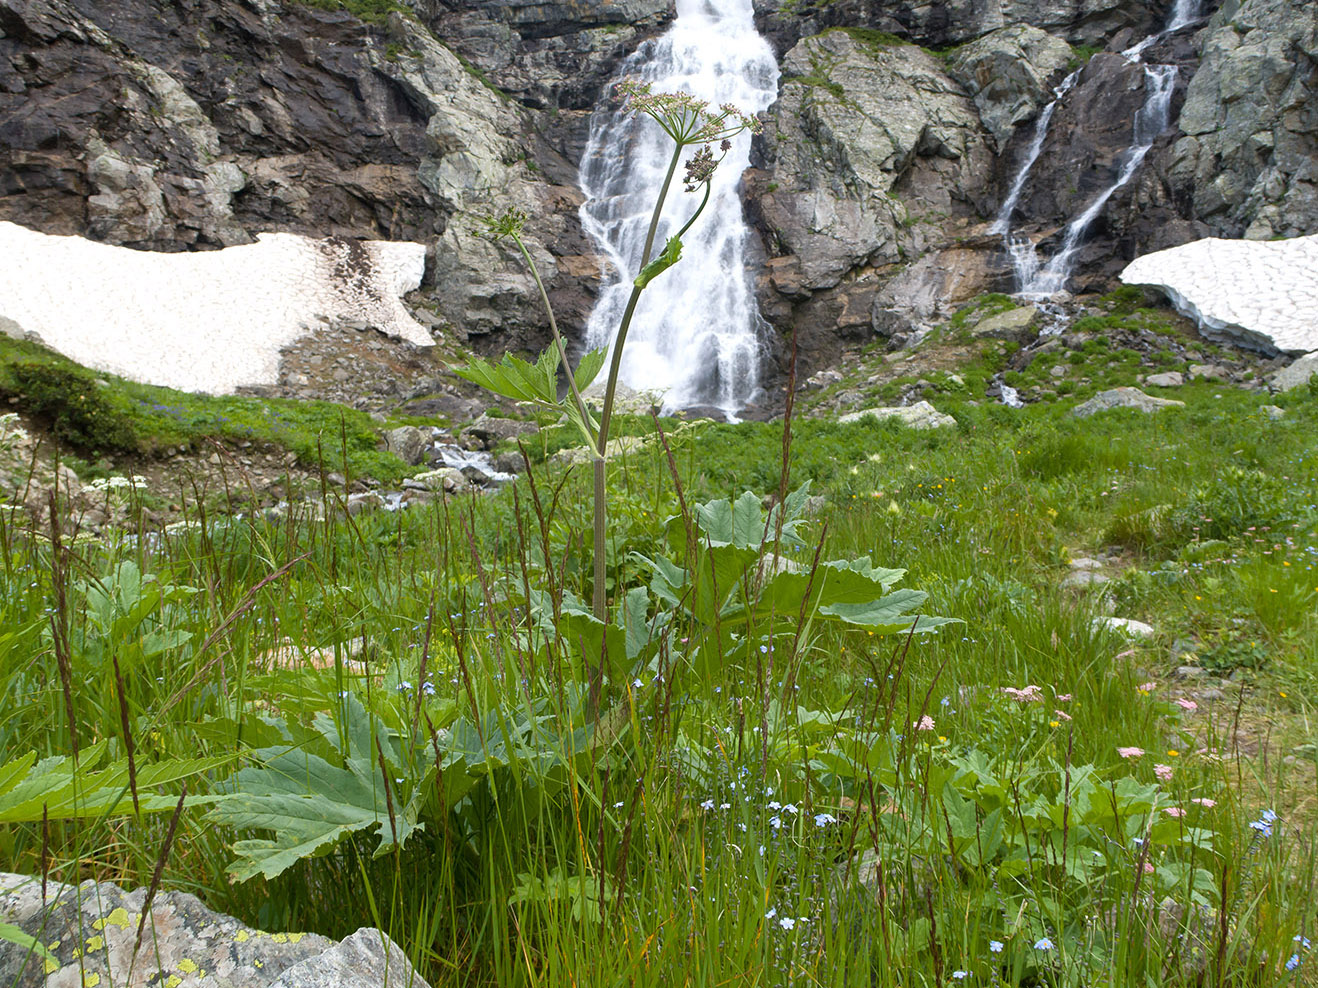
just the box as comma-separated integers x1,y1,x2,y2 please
591,143,685,629
510,233,598,450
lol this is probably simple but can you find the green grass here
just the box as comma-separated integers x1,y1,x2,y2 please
2,318,1317,986
292,0,414,24
0,335,415,482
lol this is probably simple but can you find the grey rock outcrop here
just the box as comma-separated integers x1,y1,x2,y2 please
752,0,1165,54
1270,351,1318,391
0,872,431,988
838,400,957,429
750,29,993,370
1071,386,1186,416
425,0,673,111
1170,0,1318,240
946,25,1076,151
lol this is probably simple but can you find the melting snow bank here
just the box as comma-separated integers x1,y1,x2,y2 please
0,221,432,393
1120,235,1318,355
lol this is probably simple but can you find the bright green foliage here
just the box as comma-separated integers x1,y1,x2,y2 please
633,236,683,289
0,742,218,823
453,345,605,450
207,696,436,880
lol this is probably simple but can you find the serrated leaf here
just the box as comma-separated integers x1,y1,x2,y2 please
573,347,607,392
0,744,219,823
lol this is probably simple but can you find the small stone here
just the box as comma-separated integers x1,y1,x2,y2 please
838,400,956,430
1145,371,1184,387
1049,364,1067,377
1094,616,1156,638
384,425,430,466
1060,570,1110,589
1259,404,1285,420
326,471,346,486
1068,557,1104,570
1188,363,1228,381
1174,665,1208,680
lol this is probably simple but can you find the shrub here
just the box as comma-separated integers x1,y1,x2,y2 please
5,361,138,453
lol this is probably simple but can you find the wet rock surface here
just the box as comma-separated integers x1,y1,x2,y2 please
750,29,993,377
1169,0,1318,241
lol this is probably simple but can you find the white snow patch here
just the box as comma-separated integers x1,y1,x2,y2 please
1120,235,1318,355
0,221,432,394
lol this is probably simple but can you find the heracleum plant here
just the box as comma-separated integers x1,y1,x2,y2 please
456,81,761,709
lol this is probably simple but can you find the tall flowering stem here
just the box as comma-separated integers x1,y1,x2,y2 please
592,81,760,643
463,80,759,714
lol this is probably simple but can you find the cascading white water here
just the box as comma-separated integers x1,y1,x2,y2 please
578,0,779,416
1020,63,1178,295
990,70,1081,239
997,0,1203,296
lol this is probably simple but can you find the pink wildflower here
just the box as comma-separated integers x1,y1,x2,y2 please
915,715,936,732
1164,807,1185,818
1175,698,1198,711
1117,746,1145,758
1055,693,1073,702
1054,709,1072,722
1143,862,1155,874
1191,798,1217,808
1001,685,1043,703
1154,764,1174,781
1137,681,1157,694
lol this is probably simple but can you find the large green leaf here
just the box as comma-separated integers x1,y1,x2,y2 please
0,743,218,823
207,696,432,881
453,347,560,405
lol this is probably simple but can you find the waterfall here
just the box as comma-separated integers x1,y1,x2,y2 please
578,0,779,416
996,0,1203,296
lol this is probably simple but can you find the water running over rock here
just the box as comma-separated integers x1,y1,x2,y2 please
578,0,779,417
996,0,1203,296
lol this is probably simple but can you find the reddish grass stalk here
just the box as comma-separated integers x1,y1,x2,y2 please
112,654,140,817
133,784,187,958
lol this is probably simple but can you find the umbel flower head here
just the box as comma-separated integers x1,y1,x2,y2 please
615,79,761,147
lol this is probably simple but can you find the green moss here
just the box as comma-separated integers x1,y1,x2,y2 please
1067,44,1103,71
835,26,906,49
293,0,413,24
786,73,845,98
0,336,414,481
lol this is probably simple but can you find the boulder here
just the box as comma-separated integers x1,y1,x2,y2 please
1145,371,1184,387
970,305,1040,342
1071,387,1186,417
1121,235,1318,354
268,927,429,988
384,425,433,466
839,400,956,429
1169,0,1318,241
0,873,430,988
1094,616,1157,638
461,414,540,448
946,25,1075,151
1269,351,1318,391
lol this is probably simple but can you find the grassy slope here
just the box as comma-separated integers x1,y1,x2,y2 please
2,298,1315,986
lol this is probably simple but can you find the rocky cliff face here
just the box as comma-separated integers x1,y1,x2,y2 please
1169,0,1318,241
0,0,667,356
2,0,1316,404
